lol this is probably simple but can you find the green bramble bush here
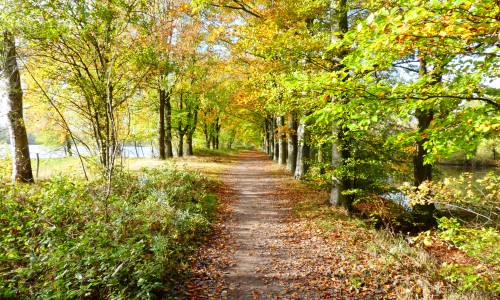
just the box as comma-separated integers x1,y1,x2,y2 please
0,167,218,299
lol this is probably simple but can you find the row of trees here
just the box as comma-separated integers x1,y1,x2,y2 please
196,0,499,225
1,0,257,182
2,0,499,227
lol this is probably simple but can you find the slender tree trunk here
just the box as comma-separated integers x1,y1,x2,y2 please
273,117,279,161
215,117,220,150
263,120,269,153
204,122,210,148
3,31,34,183
177,93,187,157
294,117,310,179
65,134,72,157
186,109,198,156
278,116,287,165
158,88,166,159
286,114,298,172
267,117,273,157
165,90,173,157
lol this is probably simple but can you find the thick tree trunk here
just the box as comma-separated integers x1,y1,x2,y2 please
178,133,184,157
329,0,353,211
294,117,310,179
158,88,166,159
412,58,437,225
165,90,173,157
186,133,193,155
330,128,344,205
413,108,437,224
177,94,187,157
3,31,34,183
278,116,287,165
286,114,298,173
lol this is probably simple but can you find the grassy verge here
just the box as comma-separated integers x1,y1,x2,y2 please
0,167,218,299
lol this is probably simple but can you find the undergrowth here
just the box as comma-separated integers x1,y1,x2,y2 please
0,167,218,299
291,180,498,299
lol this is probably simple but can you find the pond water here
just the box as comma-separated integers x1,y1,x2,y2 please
0,144,158,159
383,164,499,209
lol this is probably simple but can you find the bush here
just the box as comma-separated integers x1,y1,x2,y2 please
0,167,218,299
403,172,500,293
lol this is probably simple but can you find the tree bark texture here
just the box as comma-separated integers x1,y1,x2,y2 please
2,31,34,183
165,90,174,157
278,116,287,165
294,117,310,180
329,0,352,210
411,57,438,225
158,88,166,159
186,108,198,156
286,114,298,173
273,117,279,161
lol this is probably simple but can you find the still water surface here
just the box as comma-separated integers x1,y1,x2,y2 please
0,144,157,159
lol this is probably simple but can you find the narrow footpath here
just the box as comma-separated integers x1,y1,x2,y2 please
221,151,288,299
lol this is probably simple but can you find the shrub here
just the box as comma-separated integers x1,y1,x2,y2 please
403,172,500,293
0,167,218,299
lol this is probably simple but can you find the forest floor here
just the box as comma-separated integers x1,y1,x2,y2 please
178,150,484,300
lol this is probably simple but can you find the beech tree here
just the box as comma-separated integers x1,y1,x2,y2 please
1,30,34,183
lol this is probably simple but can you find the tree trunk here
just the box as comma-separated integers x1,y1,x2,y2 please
318,144,326,174
286,114,298,173
273,117,279,161
186,109,198,156
411,58,437,226
3,31,34,183
329,0,352,211
158,88,166,159
165,90,173,157
215,117,220,150
263,119,269,154
176,94,188,157
294,117,310,179
330,127,344,205
267,117,274,157
178,133,184,157
186,133,193,155
278,116,287,165
204,122,210,148
65,134,72,157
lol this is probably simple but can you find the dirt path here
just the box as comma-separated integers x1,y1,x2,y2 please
221,151,288,299
187,150,365,299
187,150,395,300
